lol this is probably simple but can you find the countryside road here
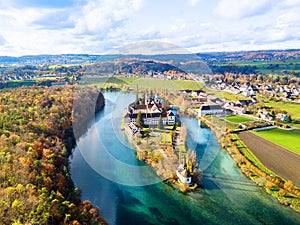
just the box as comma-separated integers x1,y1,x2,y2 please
238,131,300,188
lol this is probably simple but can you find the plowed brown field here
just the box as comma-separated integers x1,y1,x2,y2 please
238,131,300,187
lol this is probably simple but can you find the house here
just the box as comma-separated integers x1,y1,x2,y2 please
223,102,246,115
191,90,205,97
258,110,274,121
235,100,252,107
124,93,176,127
250,97,258,104
180,90,193,94
210,97,223,105
242,90,250,97
276,113,289,122
191,96,207,104
176,164,192,185
198,104,223,117
124,123,141,136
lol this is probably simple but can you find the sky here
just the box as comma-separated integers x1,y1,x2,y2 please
0,0,300,56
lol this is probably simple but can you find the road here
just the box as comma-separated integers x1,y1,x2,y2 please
238,131,300,187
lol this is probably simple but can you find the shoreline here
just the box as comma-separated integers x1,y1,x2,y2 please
116,88,300,212
122,121,201,192
198,115,300,214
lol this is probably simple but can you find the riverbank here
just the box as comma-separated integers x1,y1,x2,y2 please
123,123,201,192
0,86,108,224
199,115,300,213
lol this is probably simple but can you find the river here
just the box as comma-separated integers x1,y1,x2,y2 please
70,92,300,225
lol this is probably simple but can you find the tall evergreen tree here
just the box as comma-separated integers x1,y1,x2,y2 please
135,92,139,105
136,111,144,128
158,115,164,130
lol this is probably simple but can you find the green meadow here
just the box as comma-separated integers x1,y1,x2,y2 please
82,76,204,90
225,115,253,123
263,100,300,120
126,77,204,90
252,128,300,154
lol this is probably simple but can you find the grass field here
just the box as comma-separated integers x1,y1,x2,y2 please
204,88,249,102
3,80,37,88
214,59,300,75
126,77,204,90
263,100,300,120
225,115,253,123
48,64,78,69
206,115,239,131
252,128,300,154
82,76,204,90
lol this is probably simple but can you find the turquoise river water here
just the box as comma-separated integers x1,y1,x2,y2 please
70,92,300,225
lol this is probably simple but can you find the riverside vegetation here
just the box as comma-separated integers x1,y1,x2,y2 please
0,86,107,224
199,115,300,213
125,123,201,192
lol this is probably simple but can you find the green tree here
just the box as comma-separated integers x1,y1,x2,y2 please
135,92,139,105
158,115,163,130
136,111,144,128
172,122,177,131
162,100,169,111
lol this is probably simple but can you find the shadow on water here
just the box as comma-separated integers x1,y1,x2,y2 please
203,174,257,192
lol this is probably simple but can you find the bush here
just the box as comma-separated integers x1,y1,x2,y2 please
278,189,286,197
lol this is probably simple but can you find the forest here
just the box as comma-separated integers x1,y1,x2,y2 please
0,85,107,224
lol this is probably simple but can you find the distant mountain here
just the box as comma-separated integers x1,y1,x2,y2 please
1,49,299,66
84,58,187,75
196,49,300,62
1,49,299,76
121,59,186,73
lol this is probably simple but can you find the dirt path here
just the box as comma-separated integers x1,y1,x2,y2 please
238,131,300,187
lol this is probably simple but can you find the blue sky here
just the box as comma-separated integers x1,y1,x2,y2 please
0,0,299,56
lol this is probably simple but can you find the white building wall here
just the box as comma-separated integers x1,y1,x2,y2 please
198,109,224,117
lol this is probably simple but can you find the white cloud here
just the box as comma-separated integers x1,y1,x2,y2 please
214,0,277,19
276,9,300,28
0,0,146,55
0,34,7,45
188,0,200,7
283,0,300,6
0,0,299,55
109,41,191,55
73,0,144,35
171,24,186,31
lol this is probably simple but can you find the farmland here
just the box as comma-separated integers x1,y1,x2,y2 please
252,128,300,154
126,78,204,90
238,131,300,187
81,76,204,91
213,58,300,75
225,115,253,123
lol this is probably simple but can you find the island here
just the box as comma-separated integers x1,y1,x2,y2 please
122,92,201,192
